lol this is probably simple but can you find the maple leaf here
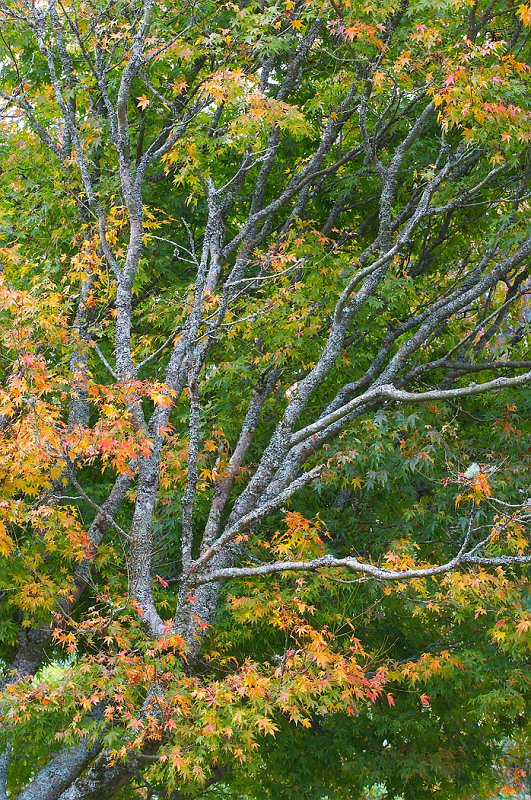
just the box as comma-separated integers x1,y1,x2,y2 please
136,95,150,111
131,600,144,616
0,520,15,557
150,390,172,407
257,717,279,735
517,3,531,25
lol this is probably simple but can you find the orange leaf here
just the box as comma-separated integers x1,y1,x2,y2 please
517,4,531,25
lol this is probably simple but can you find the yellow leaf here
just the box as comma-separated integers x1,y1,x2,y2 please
517,3,531,25
0,521,14,557
257,717,279,735
137,94,150,111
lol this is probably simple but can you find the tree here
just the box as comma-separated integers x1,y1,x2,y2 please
0,0,530,797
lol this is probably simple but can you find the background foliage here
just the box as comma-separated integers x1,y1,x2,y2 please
0,0,530,798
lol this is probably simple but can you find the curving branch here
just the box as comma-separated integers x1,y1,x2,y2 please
290,370,531,448
195,550,531,586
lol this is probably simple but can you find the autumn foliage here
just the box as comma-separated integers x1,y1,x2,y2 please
0,0,530,798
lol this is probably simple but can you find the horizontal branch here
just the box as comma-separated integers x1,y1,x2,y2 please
194,551,531,586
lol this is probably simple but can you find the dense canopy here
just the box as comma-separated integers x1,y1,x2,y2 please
0,0,530,798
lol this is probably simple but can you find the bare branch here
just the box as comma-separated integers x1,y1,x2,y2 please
196,550,531,586
291,371,531,447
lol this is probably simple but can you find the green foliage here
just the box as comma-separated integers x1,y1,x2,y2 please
0,0,530,797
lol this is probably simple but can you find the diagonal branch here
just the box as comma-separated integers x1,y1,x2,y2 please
290,371,531,447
